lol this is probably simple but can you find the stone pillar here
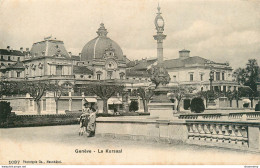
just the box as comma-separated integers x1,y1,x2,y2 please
41,99,44,112
122,89,129,113
69,91,72,111
82,92,85,111
248,126,260,150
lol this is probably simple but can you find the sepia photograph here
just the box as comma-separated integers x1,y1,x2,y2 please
0,0,260,166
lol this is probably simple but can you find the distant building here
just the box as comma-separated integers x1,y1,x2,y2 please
127,49,239,92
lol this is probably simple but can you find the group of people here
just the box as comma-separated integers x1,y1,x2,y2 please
79,102,98,137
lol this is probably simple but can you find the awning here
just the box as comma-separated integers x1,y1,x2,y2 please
108,98,122,104
242,99,251,103
85,98,97,103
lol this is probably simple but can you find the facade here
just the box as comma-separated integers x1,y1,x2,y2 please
0,10,241,113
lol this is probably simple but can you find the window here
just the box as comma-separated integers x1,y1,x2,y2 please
190,74,193,81
1,56,3,60
80,75,84,78
216,72,220,81
120,74,124,79
173,75,176,82
17,57,20,61
97,74,101,80
109,64,112,67
223,86,226,92
107,71,112,79
8,56,10,61
200,74,203,81
88,75,91,78
222,72,225,80
17,72,20,77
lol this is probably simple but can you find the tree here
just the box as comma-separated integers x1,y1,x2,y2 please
82,82,124,114
133,87,154,113
225,90,234,107
190,97,205,113
0,101,12,125
168,86,195,112
21,81,48,115
129,101,138,112
197,90,219,108
0,81,20,98
233,89,241,108
234,59,259,107
48,81,68,114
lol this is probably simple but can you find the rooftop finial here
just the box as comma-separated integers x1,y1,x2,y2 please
97,23,108,37
157,3,161,14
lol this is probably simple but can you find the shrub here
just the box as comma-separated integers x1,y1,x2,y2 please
0,101,12,124
255,102,260,111
96,113,114,117
129,101,139,112
190,97,205,113
243,103,249,108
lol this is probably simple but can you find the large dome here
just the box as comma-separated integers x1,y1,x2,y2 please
81,23,124,61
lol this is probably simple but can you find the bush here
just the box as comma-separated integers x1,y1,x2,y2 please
190,97,205,113
96,113,115,117
129,101,138,112
0,101,12,124
255,102,260,111
243,103,249,108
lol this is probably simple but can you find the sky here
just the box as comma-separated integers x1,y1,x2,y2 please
0,0,259,69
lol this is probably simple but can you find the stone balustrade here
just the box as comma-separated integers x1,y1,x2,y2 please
96,116,260,151
186,121,249,149
178,112,260,121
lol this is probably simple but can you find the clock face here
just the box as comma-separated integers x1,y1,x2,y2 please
157,18,164,27
106,60,117,69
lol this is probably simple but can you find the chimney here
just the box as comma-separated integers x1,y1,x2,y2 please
68,52,72,57
179,49,190,59
79,53,81,57
7,46,10,52
20,47,23,53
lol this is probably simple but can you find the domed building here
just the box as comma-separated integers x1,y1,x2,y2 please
80,23,128,81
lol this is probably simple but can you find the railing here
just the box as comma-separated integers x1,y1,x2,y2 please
186,121,249,147
179,113,224,120
179,112,260,121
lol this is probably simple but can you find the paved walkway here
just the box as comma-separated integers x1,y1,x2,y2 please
0,125,259,165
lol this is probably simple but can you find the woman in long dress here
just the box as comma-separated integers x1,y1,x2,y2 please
79,102,90,136
86,104,97,137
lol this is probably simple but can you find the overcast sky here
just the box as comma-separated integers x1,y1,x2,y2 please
0,0,259,69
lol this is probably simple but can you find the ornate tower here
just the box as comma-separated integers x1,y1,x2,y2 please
150,4,170,87
153,4,166,66
148,4,174,118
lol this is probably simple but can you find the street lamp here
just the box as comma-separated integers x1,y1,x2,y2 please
208,70,216,107
209,70,214,91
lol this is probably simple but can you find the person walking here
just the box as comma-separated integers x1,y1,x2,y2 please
86,104,97,137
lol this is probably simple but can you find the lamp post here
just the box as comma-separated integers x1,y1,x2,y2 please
208,70,216,107
209,70,214,91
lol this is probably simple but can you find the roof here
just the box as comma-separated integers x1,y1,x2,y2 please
71,56,80,61
0,49,25,56
127,56,217,72
73,66,93,75
30,39,70,58
126,69,150,77
130,58,157,71
179,49,190,52
164,56,212,69
81,23,125,62
1,61,25,71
